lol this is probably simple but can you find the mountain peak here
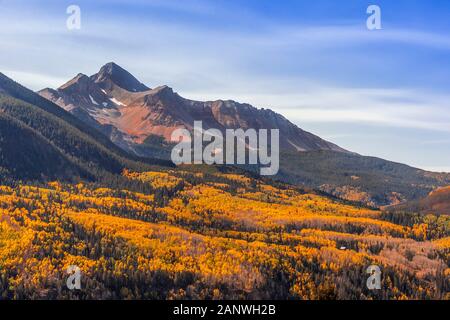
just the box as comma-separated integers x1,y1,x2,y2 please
98,62,126,76
92,62,150,92
151,85,174,95
59,73,90,90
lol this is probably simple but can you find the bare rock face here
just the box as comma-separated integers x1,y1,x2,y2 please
92,62,150,93
38,62,347,155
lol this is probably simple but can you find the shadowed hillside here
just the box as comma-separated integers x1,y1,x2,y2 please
278,151,450,207
384,186,450,216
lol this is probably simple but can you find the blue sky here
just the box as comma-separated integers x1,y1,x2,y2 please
1,0,450,171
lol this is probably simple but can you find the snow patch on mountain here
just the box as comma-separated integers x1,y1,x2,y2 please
89,95,99,105
110,97,126,106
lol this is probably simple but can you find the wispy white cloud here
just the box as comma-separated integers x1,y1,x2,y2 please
253,25,450,50
0,69,68,91
419,139,450,145
107,0,220,15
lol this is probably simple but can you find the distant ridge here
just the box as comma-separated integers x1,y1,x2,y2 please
384,186,450,215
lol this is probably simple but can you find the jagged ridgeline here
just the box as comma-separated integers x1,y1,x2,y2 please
0,73,173,183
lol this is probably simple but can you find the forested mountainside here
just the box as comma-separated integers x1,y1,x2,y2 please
0,72,126,155
384,186,450,216
278,151,450,207
0,166,448,300
0,111,88,181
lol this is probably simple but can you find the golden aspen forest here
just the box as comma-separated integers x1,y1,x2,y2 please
3,0,450,308
0,166,448,300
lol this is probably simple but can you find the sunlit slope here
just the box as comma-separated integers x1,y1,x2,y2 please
0,168,448,299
